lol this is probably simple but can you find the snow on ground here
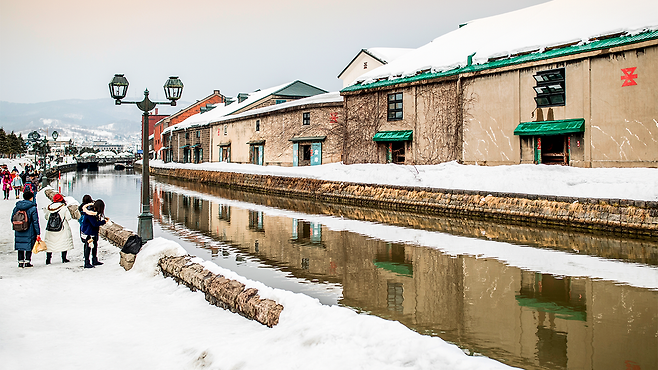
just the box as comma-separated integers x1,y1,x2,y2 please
151,160,658,201
0,193,514,368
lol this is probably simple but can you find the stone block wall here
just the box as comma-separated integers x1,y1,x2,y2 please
148,166,658,237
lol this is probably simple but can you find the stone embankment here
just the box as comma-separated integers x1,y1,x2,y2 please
147,166,658,237
43,188,283,327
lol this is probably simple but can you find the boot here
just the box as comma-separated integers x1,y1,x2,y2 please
61,251,70,263
46,252,52,265
24,260,33,268
91,247,103,266
18,260,24,268
84,247,94,268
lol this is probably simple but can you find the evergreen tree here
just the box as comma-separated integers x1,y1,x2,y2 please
0,128,7,158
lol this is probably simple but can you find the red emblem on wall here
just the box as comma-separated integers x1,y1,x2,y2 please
330,112,338,123
621,67,638,87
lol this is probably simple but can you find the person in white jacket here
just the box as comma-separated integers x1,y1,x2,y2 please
43,193,74,264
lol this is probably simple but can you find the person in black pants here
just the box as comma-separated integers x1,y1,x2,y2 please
12,190,41,268
80,199,108,268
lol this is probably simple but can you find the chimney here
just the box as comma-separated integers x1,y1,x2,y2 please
155,108,158,115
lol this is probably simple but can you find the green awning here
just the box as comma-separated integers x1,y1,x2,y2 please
179,145,189,149
289,136,326,142
514,119,585,136
372,130,413,142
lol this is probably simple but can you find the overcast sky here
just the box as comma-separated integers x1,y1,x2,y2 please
0,0,548,104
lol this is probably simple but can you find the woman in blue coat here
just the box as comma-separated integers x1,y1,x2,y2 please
80,199,108,268
12,190,41,268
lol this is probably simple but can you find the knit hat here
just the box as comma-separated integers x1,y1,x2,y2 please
53,193,65,203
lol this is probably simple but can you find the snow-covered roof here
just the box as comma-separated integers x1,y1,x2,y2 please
96,151,116,158
162,81,322,135
211,92,343,124
365,48,413,64
353,0,658,86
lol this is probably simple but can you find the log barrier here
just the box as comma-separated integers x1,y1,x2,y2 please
42,188,283,327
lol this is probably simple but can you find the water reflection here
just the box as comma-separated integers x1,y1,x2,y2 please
59,168,658,370
149,181,657,370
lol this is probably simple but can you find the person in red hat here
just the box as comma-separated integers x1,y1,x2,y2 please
43,193,74,264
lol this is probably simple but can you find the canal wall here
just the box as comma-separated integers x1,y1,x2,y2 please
42,188,284,327
146,166,658,237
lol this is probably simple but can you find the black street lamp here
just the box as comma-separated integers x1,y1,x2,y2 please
108,74,183,241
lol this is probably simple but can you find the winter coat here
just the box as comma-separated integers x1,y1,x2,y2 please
12,199,40,251
80,204,106,237
43,202,74,252
11,176,23,189
2,175,12,191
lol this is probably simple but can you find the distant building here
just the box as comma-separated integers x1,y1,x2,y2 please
152,90,226,160
91,140,123,152
164,81,327,164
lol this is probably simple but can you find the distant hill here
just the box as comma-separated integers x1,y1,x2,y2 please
0,98,190,146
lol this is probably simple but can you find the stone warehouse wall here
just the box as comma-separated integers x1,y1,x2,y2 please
43,188,284,327
147,166,658,237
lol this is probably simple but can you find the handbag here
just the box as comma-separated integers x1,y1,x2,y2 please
32,239,47,254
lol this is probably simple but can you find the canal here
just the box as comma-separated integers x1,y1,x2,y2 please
57,166,658,370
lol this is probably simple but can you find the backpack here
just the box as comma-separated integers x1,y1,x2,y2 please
46,210,64,232
12,210,29,231
121,234,143,254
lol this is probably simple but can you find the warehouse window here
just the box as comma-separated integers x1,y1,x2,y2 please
387,92,403,121
534,68,565,107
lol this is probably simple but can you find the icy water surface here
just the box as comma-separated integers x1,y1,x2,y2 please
59,167,658,370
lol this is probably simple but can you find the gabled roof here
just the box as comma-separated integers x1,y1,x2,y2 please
337,48,413,79
211,92,343,124
162,80,327,134
345,0,658,91
154,90,223,126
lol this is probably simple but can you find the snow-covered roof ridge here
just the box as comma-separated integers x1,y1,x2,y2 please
365,47,414,64
163,81,295,135
353,0,658,86
210,92,343,124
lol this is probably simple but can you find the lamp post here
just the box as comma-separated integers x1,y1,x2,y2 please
108,74,183,241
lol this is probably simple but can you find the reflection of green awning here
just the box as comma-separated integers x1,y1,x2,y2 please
179,145,189,149
191,144,201,148
372,130,413,142
373,261,413,277
516,296,586,321
514,119,585,136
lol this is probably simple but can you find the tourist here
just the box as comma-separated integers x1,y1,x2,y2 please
11,173,23,199
2,172,13,200
23,175,37,195
43,193,74,264
78,194,93,242
12,190,41,268
80,199,108,268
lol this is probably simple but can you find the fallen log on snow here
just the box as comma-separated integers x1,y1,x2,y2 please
159,255,284,327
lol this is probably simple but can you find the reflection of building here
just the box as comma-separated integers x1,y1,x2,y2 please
155,185,658,370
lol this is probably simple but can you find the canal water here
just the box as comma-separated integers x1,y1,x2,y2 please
57,166,658,370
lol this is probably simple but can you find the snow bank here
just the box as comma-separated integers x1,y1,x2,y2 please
150,160,658,201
